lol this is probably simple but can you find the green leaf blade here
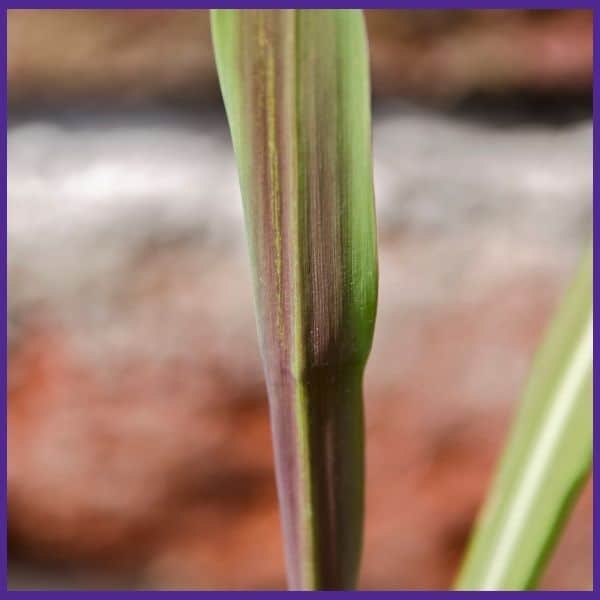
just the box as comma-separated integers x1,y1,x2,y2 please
456,246,593,590
211,10,377,590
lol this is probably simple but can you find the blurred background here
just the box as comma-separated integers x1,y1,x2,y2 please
7,9,592,590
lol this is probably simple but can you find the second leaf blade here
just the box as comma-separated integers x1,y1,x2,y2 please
455,246,593,590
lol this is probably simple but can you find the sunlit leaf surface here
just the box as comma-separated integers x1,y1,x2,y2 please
456,246,592,590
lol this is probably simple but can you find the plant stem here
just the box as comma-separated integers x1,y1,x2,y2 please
211,10,378,590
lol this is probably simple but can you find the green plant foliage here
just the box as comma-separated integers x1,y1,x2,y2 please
456,245,592,590
211,9,377,590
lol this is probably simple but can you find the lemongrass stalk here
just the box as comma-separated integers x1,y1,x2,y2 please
211,10,377,590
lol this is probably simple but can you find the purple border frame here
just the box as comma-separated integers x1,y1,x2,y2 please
0,2,597,8
1,2,596,594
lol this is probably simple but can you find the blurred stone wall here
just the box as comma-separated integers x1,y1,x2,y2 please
8,9,592,109
7,9,593,591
